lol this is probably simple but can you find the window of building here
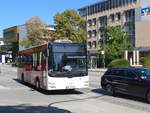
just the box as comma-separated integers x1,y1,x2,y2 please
93,18,96,26
78,0,138,17
99,16,107,27
88,31,92,38
93,41,97,48
79,8,87,17
125,9,135,22
116,12,121,21
98,39,103,47
88,42,92,49
98,3,101,12
122,0,126,6
113,0,117,8
116,0,119,7
110,14,115,22
95,4,98,13
92,30,97,37
119,0,122,7
133,0,137,3
87,19,92,26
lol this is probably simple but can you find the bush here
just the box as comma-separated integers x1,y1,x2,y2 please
108,59,130,68
140,57,150,68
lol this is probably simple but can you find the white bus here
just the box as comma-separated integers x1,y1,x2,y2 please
18,42,89,90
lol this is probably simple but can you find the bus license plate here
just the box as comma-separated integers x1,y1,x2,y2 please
66,85,75,89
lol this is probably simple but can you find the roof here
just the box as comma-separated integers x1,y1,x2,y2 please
78,0,106,10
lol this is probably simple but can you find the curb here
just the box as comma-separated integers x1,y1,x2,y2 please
88,69,107,72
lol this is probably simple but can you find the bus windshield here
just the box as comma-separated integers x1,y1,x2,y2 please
48,53,87,77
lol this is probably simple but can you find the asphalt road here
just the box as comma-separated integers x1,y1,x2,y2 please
0,64,150,113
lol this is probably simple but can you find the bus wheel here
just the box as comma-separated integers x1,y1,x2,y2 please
35,80,40,89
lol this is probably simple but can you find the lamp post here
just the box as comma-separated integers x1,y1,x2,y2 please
101,50,105,68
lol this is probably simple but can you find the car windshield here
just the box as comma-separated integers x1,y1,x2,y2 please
134,69,150,80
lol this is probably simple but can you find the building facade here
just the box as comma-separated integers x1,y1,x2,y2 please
0,38,4,46
0,38,6,64
3,25,55,63
3,26,19,62
78,0,150,68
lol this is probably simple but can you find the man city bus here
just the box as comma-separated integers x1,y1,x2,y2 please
18,41,89,90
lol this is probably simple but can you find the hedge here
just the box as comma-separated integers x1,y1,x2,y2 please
108,59,130,68
140,57,150,68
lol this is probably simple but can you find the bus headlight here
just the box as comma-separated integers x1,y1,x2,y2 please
49,86,56,88
49,82,56,86
48,82,56,88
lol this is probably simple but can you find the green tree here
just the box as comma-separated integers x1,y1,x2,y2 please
20,16,52,48
52,9,87,43
100,26,132,60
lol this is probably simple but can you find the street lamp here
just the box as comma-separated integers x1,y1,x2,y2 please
101,50,105,68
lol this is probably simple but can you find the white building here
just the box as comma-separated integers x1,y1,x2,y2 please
0,38,5,64
0,38,4,46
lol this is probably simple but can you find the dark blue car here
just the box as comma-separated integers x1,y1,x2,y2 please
101,67,150,103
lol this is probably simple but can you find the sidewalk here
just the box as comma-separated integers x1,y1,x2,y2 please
88,68,107,72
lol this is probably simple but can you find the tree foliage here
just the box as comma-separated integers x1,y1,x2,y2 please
101,26,132,59
20,16,52,48
51,9,87,43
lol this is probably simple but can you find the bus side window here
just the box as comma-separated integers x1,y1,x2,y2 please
48,53,53,70
41,50,46,71
33,53,39,71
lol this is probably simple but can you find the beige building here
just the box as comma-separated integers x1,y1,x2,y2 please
79,0,150,68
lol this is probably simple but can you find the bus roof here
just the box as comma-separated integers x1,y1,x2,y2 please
18,44,47,54
18,42,86,54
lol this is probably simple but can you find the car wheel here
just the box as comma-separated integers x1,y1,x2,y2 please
147,91,150,103
106,84,114,96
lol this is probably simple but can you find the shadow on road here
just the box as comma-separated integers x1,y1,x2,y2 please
92,88,148,104
92,88,106,95
0,104,71,113
113,93,148,103
13,79,83,95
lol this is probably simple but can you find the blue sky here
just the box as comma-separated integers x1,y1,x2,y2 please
0,0,100,37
